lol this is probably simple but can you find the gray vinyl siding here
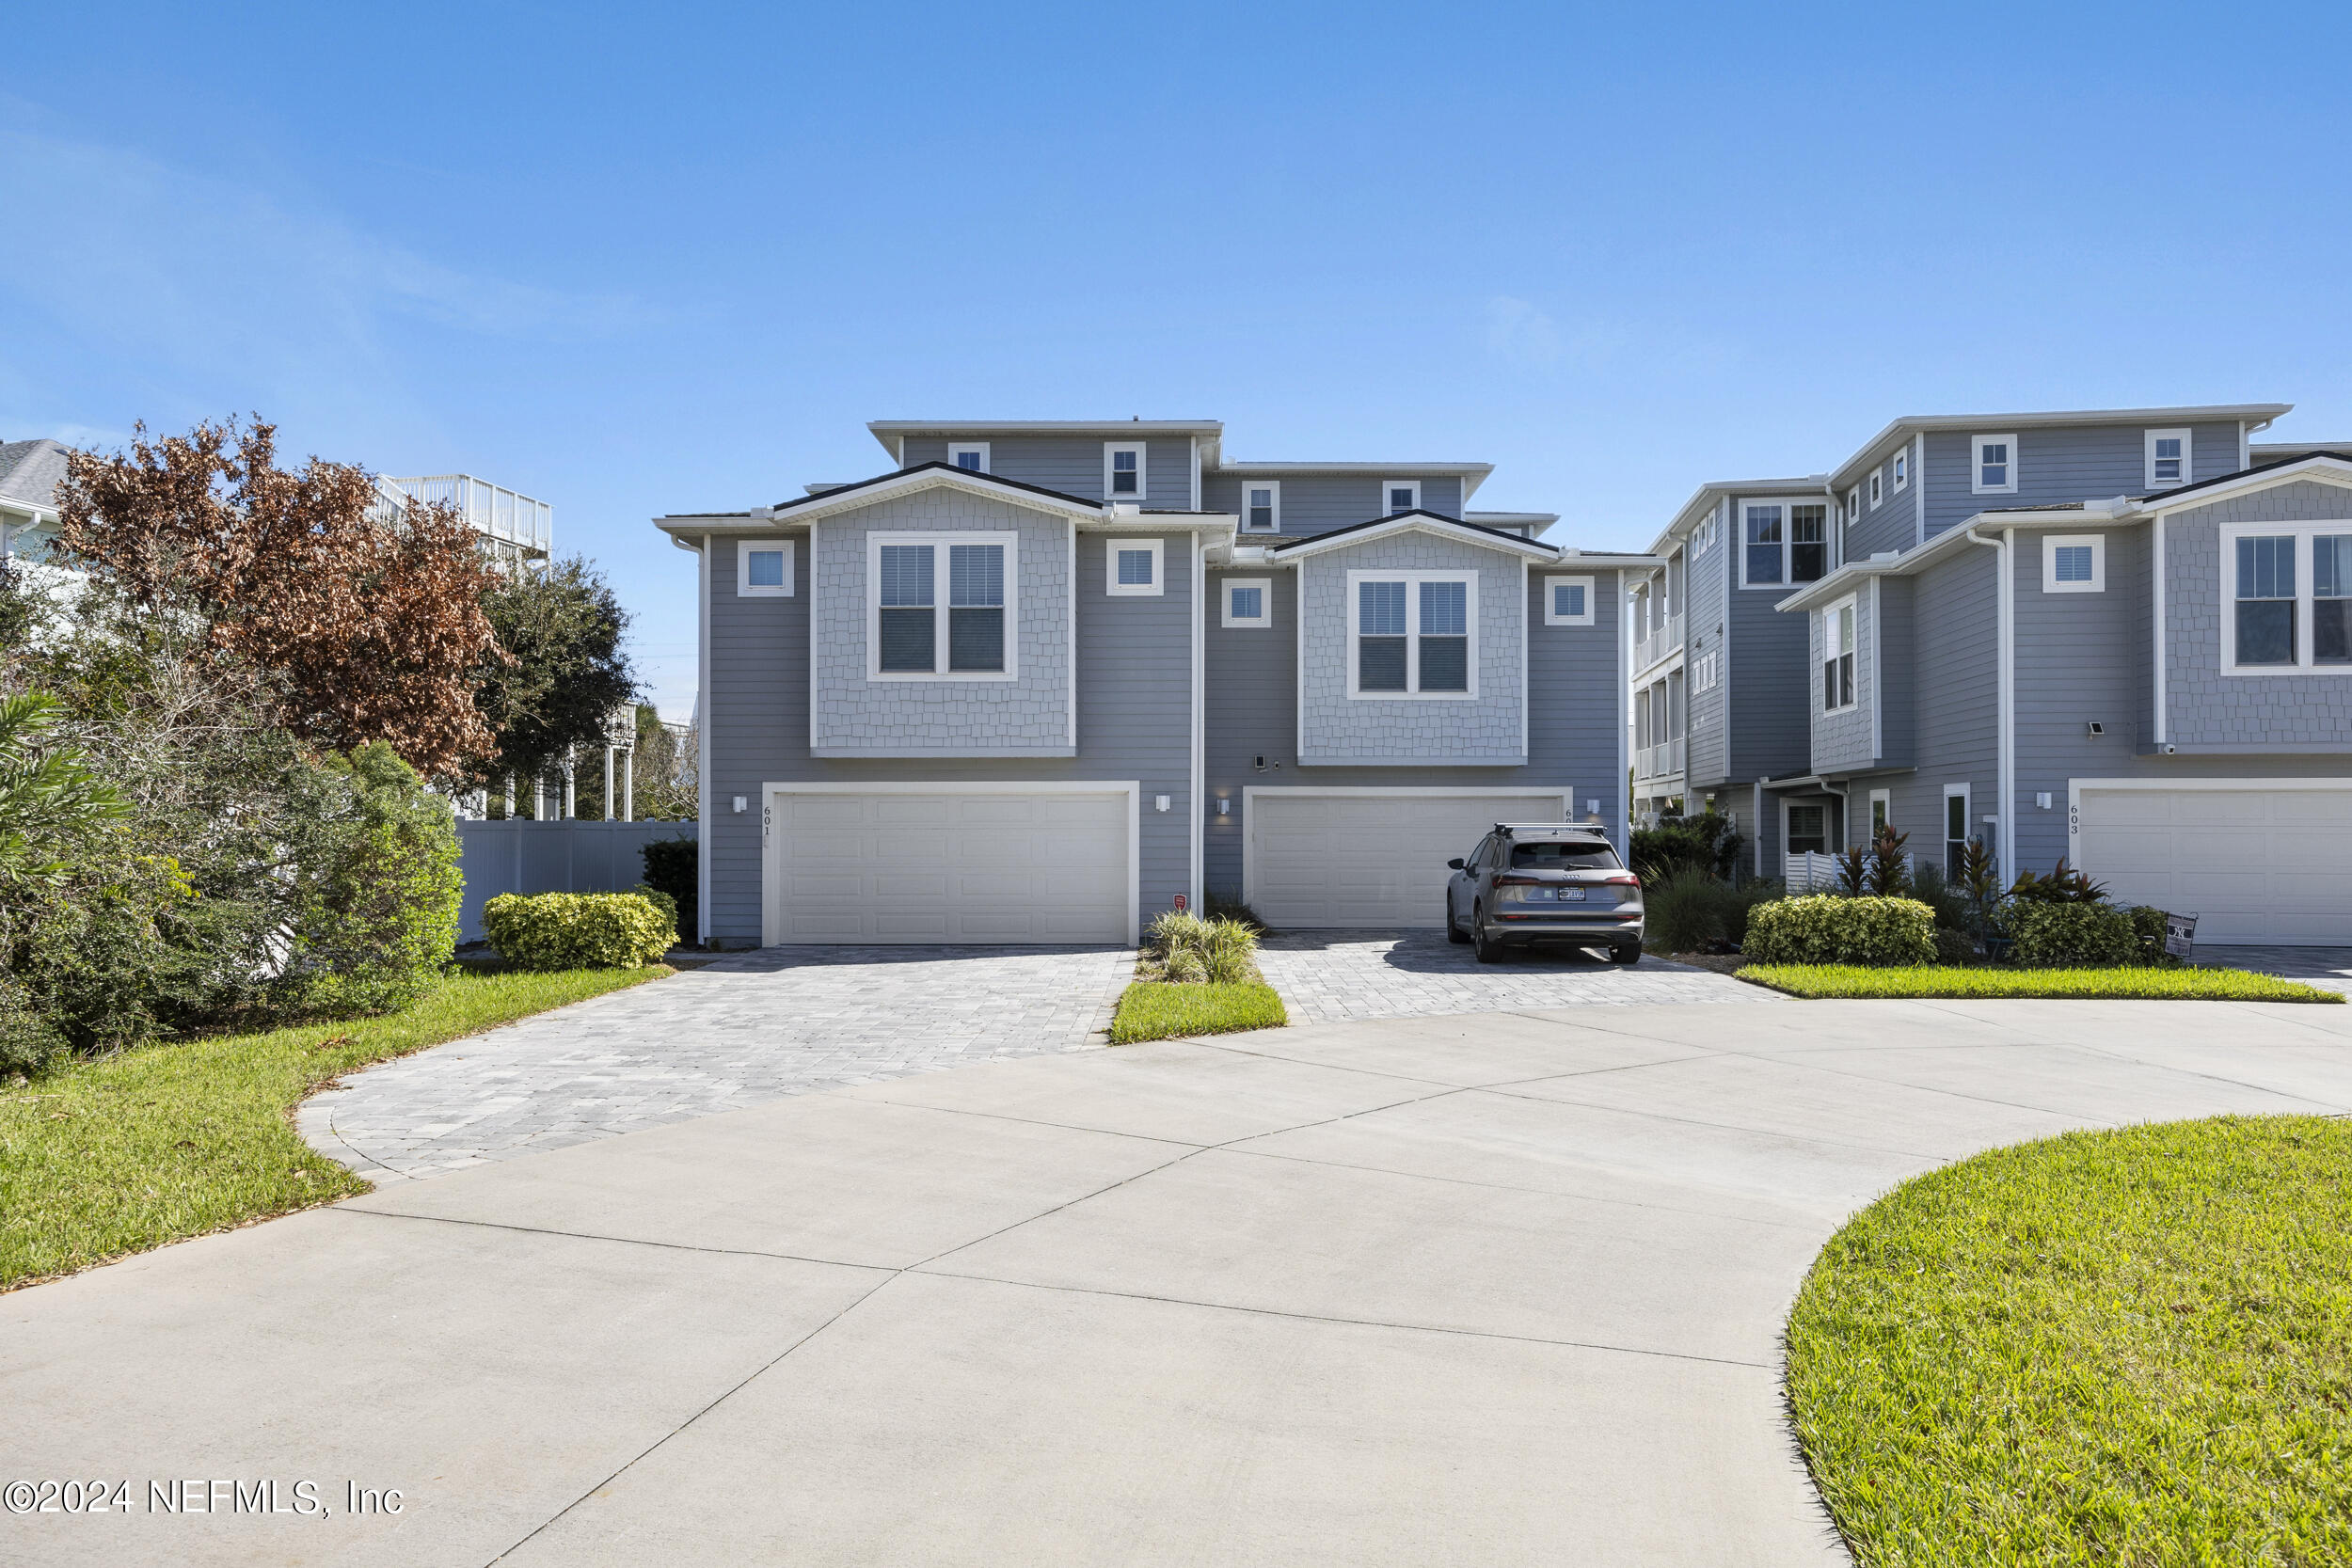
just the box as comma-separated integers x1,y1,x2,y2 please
2160,480,2352,751
2010,526,2145,872
1684,502,1733,787
1842,439,1921,562
1202,472,1469,537
1201,563,1621,900
1724,490,1816,784
1919,421,2243,543
1883,543,1999,871
1295,532,1528,765
899,436,1199,507
696,528,1199,947
1875,576,1916,767
1809,589,1873,775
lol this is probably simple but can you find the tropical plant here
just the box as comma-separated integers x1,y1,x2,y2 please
1952,837,2002,933
0,690,127,887
1834,844,1871,895
1866,825,1912,897
2008,859,2109,905
1645,873,1786,953
1147,910,1262,984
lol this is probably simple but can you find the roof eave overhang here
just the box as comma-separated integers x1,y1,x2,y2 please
2140,453,2352,515
1648,477,1831,555
1827,404,2297,488
1271,512,1561,562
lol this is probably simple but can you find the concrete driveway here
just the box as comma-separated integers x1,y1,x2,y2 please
1256,928,1762,1022
12,997,2352,1566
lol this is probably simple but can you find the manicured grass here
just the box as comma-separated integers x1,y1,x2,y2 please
1738,962,2342,1002
1787,1116,2352,1565
0,964,668,1291
1109,980,1288,1044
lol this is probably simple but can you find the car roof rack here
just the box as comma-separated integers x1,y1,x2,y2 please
1492,821,1611,836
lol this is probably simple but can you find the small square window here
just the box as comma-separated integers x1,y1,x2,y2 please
2145,428,2190,490
1105,536,1165,596
1104,443,1147,499
2042,534,2105,594
1379,480,1421,516
1222,577,1271,627
1243,482,1280,532
1544,575,1595,626
737,538,794,596
1973,435,2018,494
948,443,989,473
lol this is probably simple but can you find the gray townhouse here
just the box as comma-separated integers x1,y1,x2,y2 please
0,438,69,562
658,420,1653,948
1634,401,2352,944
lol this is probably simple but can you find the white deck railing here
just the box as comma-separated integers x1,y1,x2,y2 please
1633,611,1684,673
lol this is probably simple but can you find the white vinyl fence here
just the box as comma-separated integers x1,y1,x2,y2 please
456,819,696,941
1783,849,1919,894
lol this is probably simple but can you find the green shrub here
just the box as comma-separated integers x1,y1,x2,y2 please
1147,910,1261,985
1744,895,1937,966
2124,904,2178,966
2008,901,2138,967
629,882,679,936
1933,927,1979,966
1630,811,1741,882
638,836,697,945
481,892,677,971
1907,863,1975,932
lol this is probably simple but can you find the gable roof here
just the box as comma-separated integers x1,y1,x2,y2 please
654,462,1239,537
2134,450,2352,509
0,438,70,515
1270,510,1561,562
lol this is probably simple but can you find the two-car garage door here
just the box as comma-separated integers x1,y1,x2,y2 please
768,787,1132,944
2073,782,2352,945
1247,790,1572,928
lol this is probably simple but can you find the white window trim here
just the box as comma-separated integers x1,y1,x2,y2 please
1221,577,1272,627
1844,485,1861,525
2042,533,2106,594
1378,479,1422,516
1738,497,1831,590
2218,519,2352,675
2144,427,2191,490
1972,434,2019,495
1106,537,1165,596
1544,574,1595,626
1344,568,1479,700
1891,449,1909,492
864,530,1020,682
1867,469,1883,508
1943,783,1972,862
1867,787,1892,837
946,441,990,474
1782,798,1830,856
1820,595,1859,714
1692,511,1717,555
1692,648,1718,693
737,538,794,597
1103,442,1147,501
1240,479,1281,533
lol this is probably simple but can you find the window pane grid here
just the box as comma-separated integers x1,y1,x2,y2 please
1115,548,1154,586
2317,535,2352,665
1231,585,1263,620
880,545,933,607
949,544,1002,607
2054,545,2093,583
2235,535,2296,666
1359,580,1406,636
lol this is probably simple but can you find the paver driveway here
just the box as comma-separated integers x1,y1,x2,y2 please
301,945,1132,1180
1257,928,1764,1022
15,998,2352,1566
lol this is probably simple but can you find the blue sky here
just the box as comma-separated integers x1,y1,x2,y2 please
6,2,2349,717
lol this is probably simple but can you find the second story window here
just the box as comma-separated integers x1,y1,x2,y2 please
2235,534,2296,667
1545,575,1594,626
1349,572,1475,697
2042,534,2105,594
870,532,1015,678
1244,482,1280,531
1222,578,1271,627
1744,503,1785,585
948,443,989,473
1892,449,1909,491
1790,504,1827,581
1381,480,1421,516
2319,537,2352,664
2146,429,2190,489
1868,470,1883,508
1973,435,2018,495
1106,538,1165,596
1821,599,1856,712
1104,443,1146,499
738,540,793,597
1845,485,1861,525
1742,499,1828,587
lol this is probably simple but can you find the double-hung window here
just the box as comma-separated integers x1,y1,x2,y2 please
1348,572,1475,697
2145,429,2190,489
1104,443,1146,499
1244,481,1279,531
2219,521,2352,673
1944,787,1970,879
1790,503,1827,581
1821,599,1856,712
2317,537,2352,664
2235,534,2297,667
869,532,1015,678
1786,803,1828,855
1744,503,1785,585
1972,435,2018,494
1741,499,1828,587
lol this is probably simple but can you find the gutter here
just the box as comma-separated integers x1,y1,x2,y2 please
1964,526,2015,879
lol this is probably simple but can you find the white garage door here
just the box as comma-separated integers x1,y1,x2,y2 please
1248,790,1570,928
769,788,1131,945
2074,782,2352,945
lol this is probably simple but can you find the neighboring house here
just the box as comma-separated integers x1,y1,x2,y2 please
378,474,553,568
659,420,1653,948
1629,404,2297,879
0,438,69,562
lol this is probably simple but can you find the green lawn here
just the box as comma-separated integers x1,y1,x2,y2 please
1738,963,2342,1002
0,964,668,1291
1109,980,1289,1044
1787,1116,2352,1565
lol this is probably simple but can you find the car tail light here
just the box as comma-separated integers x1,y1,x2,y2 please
1600,873,1640,886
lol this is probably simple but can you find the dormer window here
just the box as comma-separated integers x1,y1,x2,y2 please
1381,480,1421,516
948,443,989,473
1244,481,1280,532
1973,435,2017,494
1104,443,1146,499
2146,428,2190,489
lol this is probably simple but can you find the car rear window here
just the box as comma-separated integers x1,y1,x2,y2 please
1510,841,1619,870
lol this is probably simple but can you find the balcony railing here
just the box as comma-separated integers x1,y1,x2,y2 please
1633,736,1686,782
1633,610,1684,673
379,474,553,562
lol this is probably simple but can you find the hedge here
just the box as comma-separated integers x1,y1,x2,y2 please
481,892,677,971
1743,895,1936,967
2009,901,2140,967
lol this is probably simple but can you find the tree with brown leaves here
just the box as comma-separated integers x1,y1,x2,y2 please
55,418,506,779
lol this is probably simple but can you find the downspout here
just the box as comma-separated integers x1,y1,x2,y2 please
696,531,713,946
1964,525,2015,879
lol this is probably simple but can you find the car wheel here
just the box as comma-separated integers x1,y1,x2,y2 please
1611,942,1643,967
1472,905,1504,964
1445,891,1470,943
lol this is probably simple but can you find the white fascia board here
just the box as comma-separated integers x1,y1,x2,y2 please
1826,404,2296,489
1550,551,1666,568
1215,461,1495,480
2141,454,2352,515
1647,476,1831,556
866,420,1224,461
1274,515,1560,562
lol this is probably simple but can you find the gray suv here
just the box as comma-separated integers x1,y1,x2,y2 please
1444,824,1645,965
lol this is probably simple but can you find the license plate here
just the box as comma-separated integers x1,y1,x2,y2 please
1550,886,1585,902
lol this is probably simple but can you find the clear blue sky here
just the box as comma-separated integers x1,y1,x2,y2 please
6,3,2348,718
